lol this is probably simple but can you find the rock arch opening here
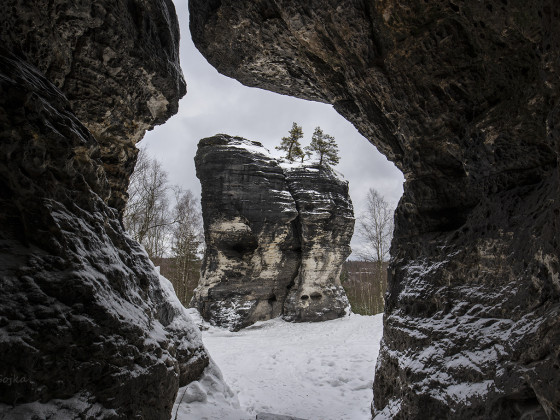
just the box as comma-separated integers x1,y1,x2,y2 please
1,0,557,419
186,0,559,418
134,3,403,416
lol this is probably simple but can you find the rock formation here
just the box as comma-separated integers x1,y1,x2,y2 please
0,1,210,418
191,135,353,330
0,0,185,214
189,1,559,418
282,165,354,323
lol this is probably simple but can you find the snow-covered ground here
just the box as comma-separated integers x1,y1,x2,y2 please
174,310,384,420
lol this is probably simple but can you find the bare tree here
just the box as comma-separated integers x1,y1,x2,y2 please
123,149,174,259
356,188,394,311
123,149,203,305
357,188,394,262
169,189,203,305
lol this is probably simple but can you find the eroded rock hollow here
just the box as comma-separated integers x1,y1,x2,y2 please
0,1,209,418
192,135,353,330
189,1,559,418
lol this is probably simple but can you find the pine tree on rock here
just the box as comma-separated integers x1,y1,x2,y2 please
306,127,340,167
276,122,304,162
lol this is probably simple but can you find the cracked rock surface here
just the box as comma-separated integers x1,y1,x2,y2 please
1,0,185,213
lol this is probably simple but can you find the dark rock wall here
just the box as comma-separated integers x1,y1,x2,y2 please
0,1,207,418
189,1,559,418
1,0,186,212
192,135,353,330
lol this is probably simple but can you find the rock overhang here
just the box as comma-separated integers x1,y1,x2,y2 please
188,1,559,418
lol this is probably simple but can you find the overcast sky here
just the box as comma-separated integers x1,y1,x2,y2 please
139,1,404,256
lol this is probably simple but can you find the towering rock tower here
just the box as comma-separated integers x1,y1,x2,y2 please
192,135,354,330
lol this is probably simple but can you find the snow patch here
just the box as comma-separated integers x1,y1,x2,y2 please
280,161,320,171
177,312,384,419
213,298,255,331
0,392,117,420
225,138,273,157
441,380,494,404
372,397,402,420
173,360,248,420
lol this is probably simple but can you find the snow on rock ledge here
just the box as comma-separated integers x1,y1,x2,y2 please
173,359,248,420
191,135,354,330
0,1,205,415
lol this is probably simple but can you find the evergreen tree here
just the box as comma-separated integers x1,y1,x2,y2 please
305,127,340,166
276,122,304,162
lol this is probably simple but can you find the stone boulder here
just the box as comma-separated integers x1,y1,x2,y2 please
0,0,185,213
191,135,353,330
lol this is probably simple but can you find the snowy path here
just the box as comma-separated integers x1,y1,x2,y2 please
175,312,383,420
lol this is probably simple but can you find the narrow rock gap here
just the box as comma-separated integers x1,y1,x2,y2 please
134,4,404,419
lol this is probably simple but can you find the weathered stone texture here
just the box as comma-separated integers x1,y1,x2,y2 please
0,1,207,418
189,0,559,418
192,135,301,330
0,0,186,212
191,135,353,330
283,166,353,322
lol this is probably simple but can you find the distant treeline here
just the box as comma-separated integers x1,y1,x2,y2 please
152,256,201,306
340,260,388,315
155,257,388,316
